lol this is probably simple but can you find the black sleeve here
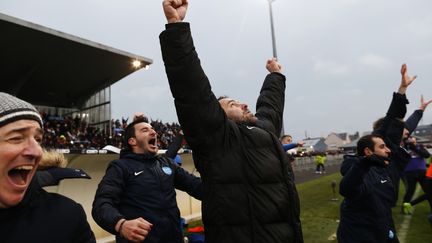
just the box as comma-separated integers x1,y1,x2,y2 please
411,144,431,158
405,109,423,134
165,133,184,159
173,164,203,200
386,92,409,120
160,23,227,157
374,92,409,147
255,72,286,135
339,157,370,199
73,203,96,243
91,161,126,234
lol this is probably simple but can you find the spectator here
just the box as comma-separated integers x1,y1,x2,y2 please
315,153,326,174
281,134,304,153
0,92,95,243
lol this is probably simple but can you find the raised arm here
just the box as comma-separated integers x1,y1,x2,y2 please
397,63,417,95
255,58,286,135
374,64,415,137
162,0,188,24
165,131,184,159
160,0,227,154
419,94,432,111
405,95,432,134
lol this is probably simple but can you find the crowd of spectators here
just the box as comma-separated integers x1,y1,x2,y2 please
40,112,182,151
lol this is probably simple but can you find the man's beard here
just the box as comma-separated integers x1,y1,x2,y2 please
235,114,258,126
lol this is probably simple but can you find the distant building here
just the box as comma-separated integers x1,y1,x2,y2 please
325,132,351,151
299,137,328,154
340,138,360,154
349,132,360,142
412,124,432,141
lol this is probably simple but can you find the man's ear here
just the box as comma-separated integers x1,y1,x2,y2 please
128,137,137,147
364,147,373,156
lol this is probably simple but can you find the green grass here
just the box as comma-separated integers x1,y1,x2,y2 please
298,173,432,243
297,173,341,243
393,186,432,242
404,201,432,242
185,171,432,242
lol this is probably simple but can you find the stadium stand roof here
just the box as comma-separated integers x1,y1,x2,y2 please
0,12,153,108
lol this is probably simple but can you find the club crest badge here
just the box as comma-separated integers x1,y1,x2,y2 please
162,166,172,175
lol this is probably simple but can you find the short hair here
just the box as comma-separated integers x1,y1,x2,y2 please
280,135,292,142
357,134,384,156
373,117,385,131
217,95,229,101
123,116,147,150
373,117,407,131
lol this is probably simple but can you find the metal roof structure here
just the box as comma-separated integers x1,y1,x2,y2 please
0,12,152,108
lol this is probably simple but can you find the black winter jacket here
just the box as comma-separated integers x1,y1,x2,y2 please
337,92,413,243
373,92,416,203
337,155,397,243
92,151,202,243
0,179,95,243
160,23,302,243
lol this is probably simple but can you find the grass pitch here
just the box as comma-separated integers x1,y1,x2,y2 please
298,172,432,243
185,169,432,242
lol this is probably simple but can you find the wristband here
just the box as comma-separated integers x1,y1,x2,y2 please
119,219,126,237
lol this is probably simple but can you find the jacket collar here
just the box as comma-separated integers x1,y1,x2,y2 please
120,148,158,161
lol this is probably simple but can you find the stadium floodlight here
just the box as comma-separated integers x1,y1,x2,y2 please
132,60,142,68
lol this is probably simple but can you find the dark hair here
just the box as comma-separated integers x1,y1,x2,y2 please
217,95,229,101
357,134,384,156
373,117,385,131
123,117,148,150
373,117,407,132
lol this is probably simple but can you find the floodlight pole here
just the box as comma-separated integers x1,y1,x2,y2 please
267,0,284,137
268,0,278,59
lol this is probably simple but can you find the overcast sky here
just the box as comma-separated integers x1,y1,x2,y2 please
2,0,432,140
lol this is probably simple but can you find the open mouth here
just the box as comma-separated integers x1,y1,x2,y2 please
8,165,33,186
148,138,157,149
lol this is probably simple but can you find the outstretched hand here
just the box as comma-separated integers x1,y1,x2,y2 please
266,58,282,73
163,0,188,23
398,63,417,94
419,95,432,111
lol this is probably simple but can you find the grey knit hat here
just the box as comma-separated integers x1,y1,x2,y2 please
0,92,43,128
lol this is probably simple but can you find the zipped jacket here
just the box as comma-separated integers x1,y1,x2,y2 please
160,22,302,243
92,151,202,243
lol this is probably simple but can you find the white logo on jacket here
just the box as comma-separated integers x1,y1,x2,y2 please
134,171,144,176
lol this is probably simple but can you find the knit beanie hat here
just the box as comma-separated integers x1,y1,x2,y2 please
0,92,43,128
